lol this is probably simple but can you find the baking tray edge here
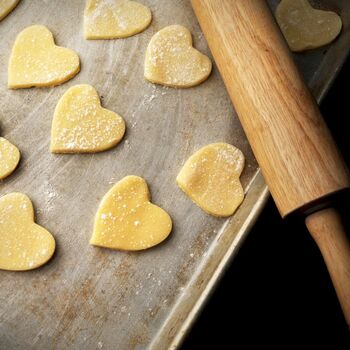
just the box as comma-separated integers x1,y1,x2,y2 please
150,9,350,350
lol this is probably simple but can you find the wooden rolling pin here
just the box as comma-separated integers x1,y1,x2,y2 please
192,0,350,326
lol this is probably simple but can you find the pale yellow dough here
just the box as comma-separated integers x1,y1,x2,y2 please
0,193,55,271
176,143,245,217
0,137,20,180
8,25,80,89
276,0,342,52
144,25,212,88
50,84,126,153
90,176,172,251
0,0,20,21
84,0,152,39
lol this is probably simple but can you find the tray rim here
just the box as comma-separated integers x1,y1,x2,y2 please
0,1,349,349
156,15,350,350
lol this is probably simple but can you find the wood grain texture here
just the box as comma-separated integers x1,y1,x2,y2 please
0,1,348,348
192,0,350,217
306,208,350,328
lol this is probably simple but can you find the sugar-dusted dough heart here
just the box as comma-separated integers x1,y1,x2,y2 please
0,0,20,21
8,25,80,89
144,25,212,88
0,137,20,180
276,0,342,52
90,176,172,251
0,193,55,271
177,143,245,217
50,84,126,153
84,0,152,39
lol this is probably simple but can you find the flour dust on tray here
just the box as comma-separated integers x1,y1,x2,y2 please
50,84,126,153
90,176,172,251
8,25,80,88
177,143,245,217
144,25,212,88
0,193,55,271
84,0,152,39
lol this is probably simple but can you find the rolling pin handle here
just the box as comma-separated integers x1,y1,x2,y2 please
306,208,350,329
191,0,350,326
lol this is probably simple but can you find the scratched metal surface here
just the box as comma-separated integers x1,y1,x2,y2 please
0,1,349,349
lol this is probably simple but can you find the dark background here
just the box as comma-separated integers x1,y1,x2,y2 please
181,58,350,348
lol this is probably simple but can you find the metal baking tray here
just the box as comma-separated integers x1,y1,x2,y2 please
1,1,349,349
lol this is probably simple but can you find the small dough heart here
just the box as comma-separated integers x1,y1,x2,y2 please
8,25,80,89
90,176,172,251
0,137,20,180
276,0,342,52
84,0,152,39
0,193,55,271
144,25,212,88
0,0,20,21
176,143,245,217
50,84,126,153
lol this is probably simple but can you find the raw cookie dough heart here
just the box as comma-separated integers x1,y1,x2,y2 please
0,0,20,21
144,25,212,88
0,193,55,271
8,25,80,89
90,176,172,251
50,84,126,153
84,0,152,39
176,143,245,217
0,137,20,180
276,0,342,52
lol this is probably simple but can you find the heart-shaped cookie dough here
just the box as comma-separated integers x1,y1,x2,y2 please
0,193,55,271
176,143,245,217
0,137,20,180
276,0,342,52
90,176,172,251
0,0,20,21
50,84,126,153
8,25,80,89
144,25,212,88
84,0,152,39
